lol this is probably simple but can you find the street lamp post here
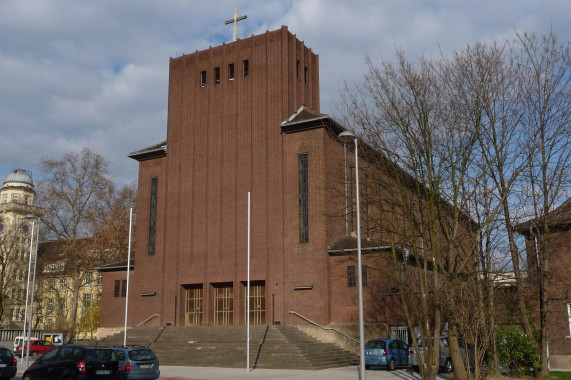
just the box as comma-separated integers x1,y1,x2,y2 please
338,131,366,380
24,214,40,369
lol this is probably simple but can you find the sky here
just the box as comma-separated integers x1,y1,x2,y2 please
1,0,570,187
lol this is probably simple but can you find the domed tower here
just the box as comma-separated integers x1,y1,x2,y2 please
1,169,36,206
0,169,43,328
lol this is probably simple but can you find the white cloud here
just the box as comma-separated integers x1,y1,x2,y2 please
1,0,570,185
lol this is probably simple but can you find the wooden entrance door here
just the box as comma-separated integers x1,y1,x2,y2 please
245,281,266,325
214,284,233,325
185,285,203,326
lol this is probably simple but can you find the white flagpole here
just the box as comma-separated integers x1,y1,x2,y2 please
124,207,133,346
247,192,251,372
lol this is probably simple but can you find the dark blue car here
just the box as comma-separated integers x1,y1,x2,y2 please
0,347,17,379
365,338,410,370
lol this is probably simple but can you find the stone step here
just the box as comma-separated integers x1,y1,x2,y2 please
98,325,358,369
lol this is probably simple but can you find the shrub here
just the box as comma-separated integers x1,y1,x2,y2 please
496,325,539,376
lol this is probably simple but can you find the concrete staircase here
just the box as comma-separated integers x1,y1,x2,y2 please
98,325,358,370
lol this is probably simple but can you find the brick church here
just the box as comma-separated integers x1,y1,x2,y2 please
100,26,402,331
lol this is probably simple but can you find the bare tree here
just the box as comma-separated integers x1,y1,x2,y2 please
515,30,571,377
36,148,136,339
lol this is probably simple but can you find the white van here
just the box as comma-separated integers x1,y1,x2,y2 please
13,336,38,352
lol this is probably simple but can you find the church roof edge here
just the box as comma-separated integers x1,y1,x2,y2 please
128,141,167,162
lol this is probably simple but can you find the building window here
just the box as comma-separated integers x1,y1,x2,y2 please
296,60,300,78
114,280,121,297
298,154,309,243
46,318,52,328
214,67,220,84
200,70,206,87
148,177,158,256
243,59,249,78
60,278,66,291
347,265,367,287
228,63,234,80
84,271,92,285
347,266,356,287
83,293,92,308
47,298,54,312
122,279,127,297
96,272,102,285
304,66,308,84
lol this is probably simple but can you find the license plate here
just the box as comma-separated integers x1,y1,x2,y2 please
140,364,152,368
96,370,111,375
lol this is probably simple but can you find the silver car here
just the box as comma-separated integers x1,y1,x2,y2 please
409,335,456,373
111,346,160,380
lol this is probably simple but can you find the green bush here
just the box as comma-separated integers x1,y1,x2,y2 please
496,325,539,376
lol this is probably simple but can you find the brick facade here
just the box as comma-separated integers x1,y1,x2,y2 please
102,27,411,330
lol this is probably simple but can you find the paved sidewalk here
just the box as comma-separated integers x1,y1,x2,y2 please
159,366,432,380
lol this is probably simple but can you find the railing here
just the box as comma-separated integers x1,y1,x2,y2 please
252,324,269,370
0,329,43,342
288,311,359,343
137,314,159,327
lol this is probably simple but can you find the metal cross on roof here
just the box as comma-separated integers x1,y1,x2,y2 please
225,8,247,42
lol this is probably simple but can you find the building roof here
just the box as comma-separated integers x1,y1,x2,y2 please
96,259,134,272
280,106,344,134
516,197,571,235
3,169,33,186
128,141,167,162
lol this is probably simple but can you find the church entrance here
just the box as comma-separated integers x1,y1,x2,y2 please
213,283,233,325
244,281,266,325
184,284,203,326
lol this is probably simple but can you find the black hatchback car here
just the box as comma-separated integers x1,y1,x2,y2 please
0,346,17,379
22,345,120,380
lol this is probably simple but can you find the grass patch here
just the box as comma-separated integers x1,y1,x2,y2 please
551,372,571,380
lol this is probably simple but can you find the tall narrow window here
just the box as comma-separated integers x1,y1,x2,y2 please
114,280,120,297
243,59,249,78
228,63,234,80
298,154,309,243
214,67,220,84
121,279,127,297
347,266,356,287
148,178,158,256
296,60,300,78
200,70,206,87
304,66,308,84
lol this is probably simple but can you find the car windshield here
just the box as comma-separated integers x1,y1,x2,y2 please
365,341,386,349
128,349,156,361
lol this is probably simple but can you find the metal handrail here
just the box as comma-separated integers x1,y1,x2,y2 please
288,311,359,343
137,314,159,327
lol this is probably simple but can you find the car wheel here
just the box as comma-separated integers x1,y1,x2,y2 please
388,358,396,371
444,358,454,373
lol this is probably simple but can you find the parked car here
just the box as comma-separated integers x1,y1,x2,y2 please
365,338,410,370
22,345,120,380
0,346,17,379
15,340,55,358
409,335,471,373
112,346,159,380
